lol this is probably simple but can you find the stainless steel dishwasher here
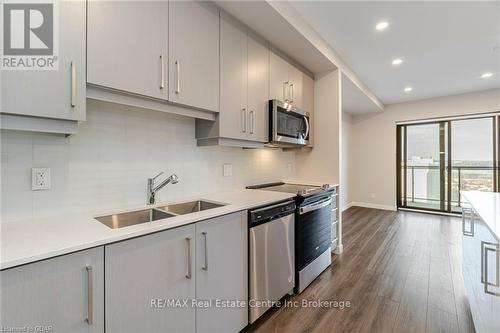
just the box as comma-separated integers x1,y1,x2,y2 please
248,200,296,324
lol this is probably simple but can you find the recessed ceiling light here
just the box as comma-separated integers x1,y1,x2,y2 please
481,72,493,79
404,87,413,92
375,21,389,31
392,58,403,65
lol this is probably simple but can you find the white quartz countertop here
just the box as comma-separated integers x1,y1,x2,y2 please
1,189,295,270
462,191,500,241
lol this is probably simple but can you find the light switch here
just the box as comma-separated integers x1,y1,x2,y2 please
32,167,51,190
223,164,233,177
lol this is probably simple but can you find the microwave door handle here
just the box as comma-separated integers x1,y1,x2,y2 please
303,116,310,140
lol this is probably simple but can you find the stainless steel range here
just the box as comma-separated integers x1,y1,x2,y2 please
247,182,335,293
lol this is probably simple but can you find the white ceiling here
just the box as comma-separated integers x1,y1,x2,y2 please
290,1,500,104
342,73,382,114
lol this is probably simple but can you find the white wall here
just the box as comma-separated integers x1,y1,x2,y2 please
350,88,500,209
0,100,296,223
295,69,341,184
340,111,353,211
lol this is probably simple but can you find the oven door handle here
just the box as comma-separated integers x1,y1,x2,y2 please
299,198,332,215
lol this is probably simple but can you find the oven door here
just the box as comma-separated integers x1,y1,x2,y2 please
296,197,332,271
270,100,309,146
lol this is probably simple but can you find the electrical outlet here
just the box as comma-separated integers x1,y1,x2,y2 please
223,164,233,177
370,193,376,199
32,168,51,190
287,163,293,173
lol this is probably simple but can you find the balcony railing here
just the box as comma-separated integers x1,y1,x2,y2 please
402,165,495,209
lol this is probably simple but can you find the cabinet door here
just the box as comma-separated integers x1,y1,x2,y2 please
87,1,168,100
219,13,248,140
269,51,289,102
288,65,303,109
0,247,104,333
105,224,195,333
195,211,248,333
169,1,219,112
1,0,86,121
476,220,500,332
247,33,269,143
463,210,500,333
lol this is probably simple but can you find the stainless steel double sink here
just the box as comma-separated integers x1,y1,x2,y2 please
95,200,226,229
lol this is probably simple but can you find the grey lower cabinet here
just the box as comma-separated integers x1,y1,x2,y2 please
462,207,500,333
195,211,248,333
0,247,104,333
105,224,196,333
105,211,248,333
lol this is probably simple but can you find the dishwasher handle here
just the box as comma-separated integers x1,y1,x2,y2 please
249,200,296,227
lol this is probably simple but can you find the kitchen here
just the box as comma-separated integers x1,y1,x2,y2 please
1,1,500,333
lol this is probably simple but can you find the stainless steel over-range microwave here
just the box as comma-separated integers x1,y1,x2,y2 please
268,99,310,147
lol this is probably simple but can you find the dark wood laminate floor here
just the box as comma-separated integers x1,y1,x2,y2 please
247,207,475,333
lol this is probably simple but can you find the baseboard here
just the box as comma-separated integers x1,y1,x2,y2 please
350,201,397,211
341,202,354,212
333,244,343,254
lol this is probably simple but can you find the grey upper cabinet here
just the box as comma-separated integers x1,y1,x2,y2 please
0,247,104,333
195,211,248,333
1,0,86,121
105,224,196,333
269,51,313,113
196,12,269,147
246,32,270,143
87,1,168,100
219,13,248,141
269,51,290,103
168,1,219,112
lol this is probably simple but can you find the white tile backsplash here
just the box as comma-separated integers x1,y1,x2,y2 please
1,100,296,223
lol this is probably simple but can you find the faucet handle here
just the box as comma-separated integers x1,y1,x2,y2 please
151,171,164,182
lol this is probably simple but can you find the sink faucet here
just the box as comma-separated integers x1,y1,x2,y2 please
147,172,179,204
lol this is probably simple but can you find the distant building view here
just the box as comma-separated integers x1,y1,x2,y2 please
406,156,494,209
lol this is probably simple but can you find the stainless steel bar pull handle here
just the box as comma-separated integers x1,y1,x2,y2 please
250,110,255,134
484,243,500,296
202,232,208,271
71,61,76,107
290,83,294,103
241,108,247,133
185,237,192,279
86,266,93,325
160,55,165,90
283,81,288,102
175,60,180,94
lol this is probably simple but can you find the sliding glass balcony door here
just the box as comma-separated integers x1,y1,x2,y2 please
398,122,449,211
397,115,499,213
451,118,496,212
